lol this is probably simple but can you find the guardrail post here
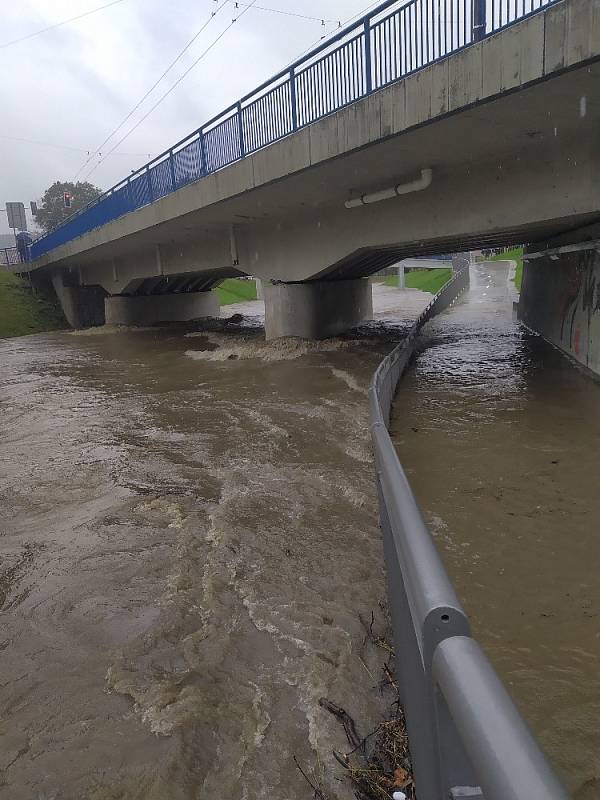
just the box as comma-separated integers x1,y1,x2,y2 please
237,102,245,158
290,67,298,132
364,19,373,94
472,0,487,41
169,150,176,191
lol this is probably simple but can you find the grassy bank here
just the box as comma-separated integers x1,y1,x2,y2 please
492,247,524,291
0,270,66,339
216,278,258,305
385,267,453,294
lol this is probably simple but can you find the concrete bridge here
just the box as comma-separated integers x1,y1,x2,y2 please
16,0,600,342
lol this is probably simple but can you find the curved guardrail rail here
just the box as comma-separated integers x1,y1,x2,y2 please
370,267,570,800
29,0,560,262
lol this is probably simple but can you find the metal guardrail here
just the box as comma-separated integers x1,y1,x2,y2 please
370,268,570,799
29,0,560,262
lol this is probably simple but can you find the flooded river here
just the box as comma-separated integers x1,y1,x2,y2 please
0,287,425,800
1,270,598,798
391,262,600,799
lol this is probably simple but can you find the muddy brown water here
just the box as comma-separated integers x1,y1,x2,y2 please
391,262,600,799
0,272,598,798
0,289,425,800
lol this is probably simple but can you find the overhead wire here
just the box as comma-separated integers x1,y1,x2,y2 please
225,1,340,25
82,0,260,181
71,0,229,180
75,0,388,182
0,133,154,158
0,0,128,49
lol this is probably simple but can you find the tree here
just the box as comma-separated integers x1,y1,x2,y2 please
33,181,103,233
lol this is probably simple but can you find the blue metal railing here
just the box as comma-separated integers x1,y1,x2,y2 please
30,0,560,262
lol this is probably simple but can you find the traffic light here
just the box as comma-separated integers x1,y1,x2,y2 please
64,192,72,209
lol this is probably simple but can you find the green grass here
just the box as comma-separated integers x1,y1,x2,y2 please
215,278,258,306
491,247,524,291
0,270,66,339
385,268,453,294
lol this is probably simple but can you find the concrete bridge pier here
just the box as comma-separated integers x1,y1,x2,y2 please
51,271,106,329
104,291,219,326
264,279,372,340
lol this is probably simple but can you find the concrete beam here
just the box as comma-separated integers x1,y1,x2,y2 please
104,291,219,326
264,279,372,340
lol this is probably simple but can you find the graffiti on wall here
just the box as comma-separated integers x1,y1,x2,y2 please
559,250,600,359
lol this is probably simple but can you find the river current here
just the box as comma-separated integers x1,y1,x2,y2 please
1,271,598,798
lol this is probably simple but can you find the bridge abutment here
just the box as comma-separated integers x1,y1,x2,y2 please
519,245,600,376
104,291,220,326
264,279,372,340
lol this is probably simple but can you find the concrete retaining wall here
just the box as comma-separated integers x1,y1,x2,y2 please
519,250,600,375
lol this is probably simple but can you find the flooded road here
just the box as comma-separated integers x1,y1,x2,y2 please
0,286,427,800
391,262,600,799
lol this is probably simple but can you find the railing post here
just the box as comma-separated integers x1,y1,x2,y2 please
146,165,153,203
472,0,487,41
237,102,245,158
290,67,298,132
169,150,176,191
199,130,208,176
125,177,133,211
364,19,373,94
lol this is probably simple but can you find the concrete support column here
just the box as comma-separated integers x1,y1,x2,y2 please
397,263,406,289
51,271,106,329
105,290,219,326
264,279,372,340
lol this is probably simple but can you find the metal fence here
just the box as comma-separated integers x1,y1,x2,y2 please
29,0,560,262
370,268,569,799
0,247,21,267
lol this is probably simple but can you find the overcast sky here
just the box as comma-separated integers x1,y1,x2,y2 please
1,0,375,233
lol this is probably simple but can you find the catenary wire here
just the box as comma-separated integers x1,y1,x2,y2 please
83,0,260,180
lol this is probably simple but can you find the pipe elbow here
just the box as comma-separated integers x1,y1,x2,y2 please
345,168,433,208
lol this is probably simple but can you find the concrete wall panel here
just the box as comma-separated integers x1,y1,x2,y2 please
566,0,594,66
519,249,600,375
309,114,340,164
499,26,522,91
389,81,407,135
430,59,449,117
482,33,503,97
449,43,483,111
519,15,545,85
544,3,567,74
405,66,433,127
